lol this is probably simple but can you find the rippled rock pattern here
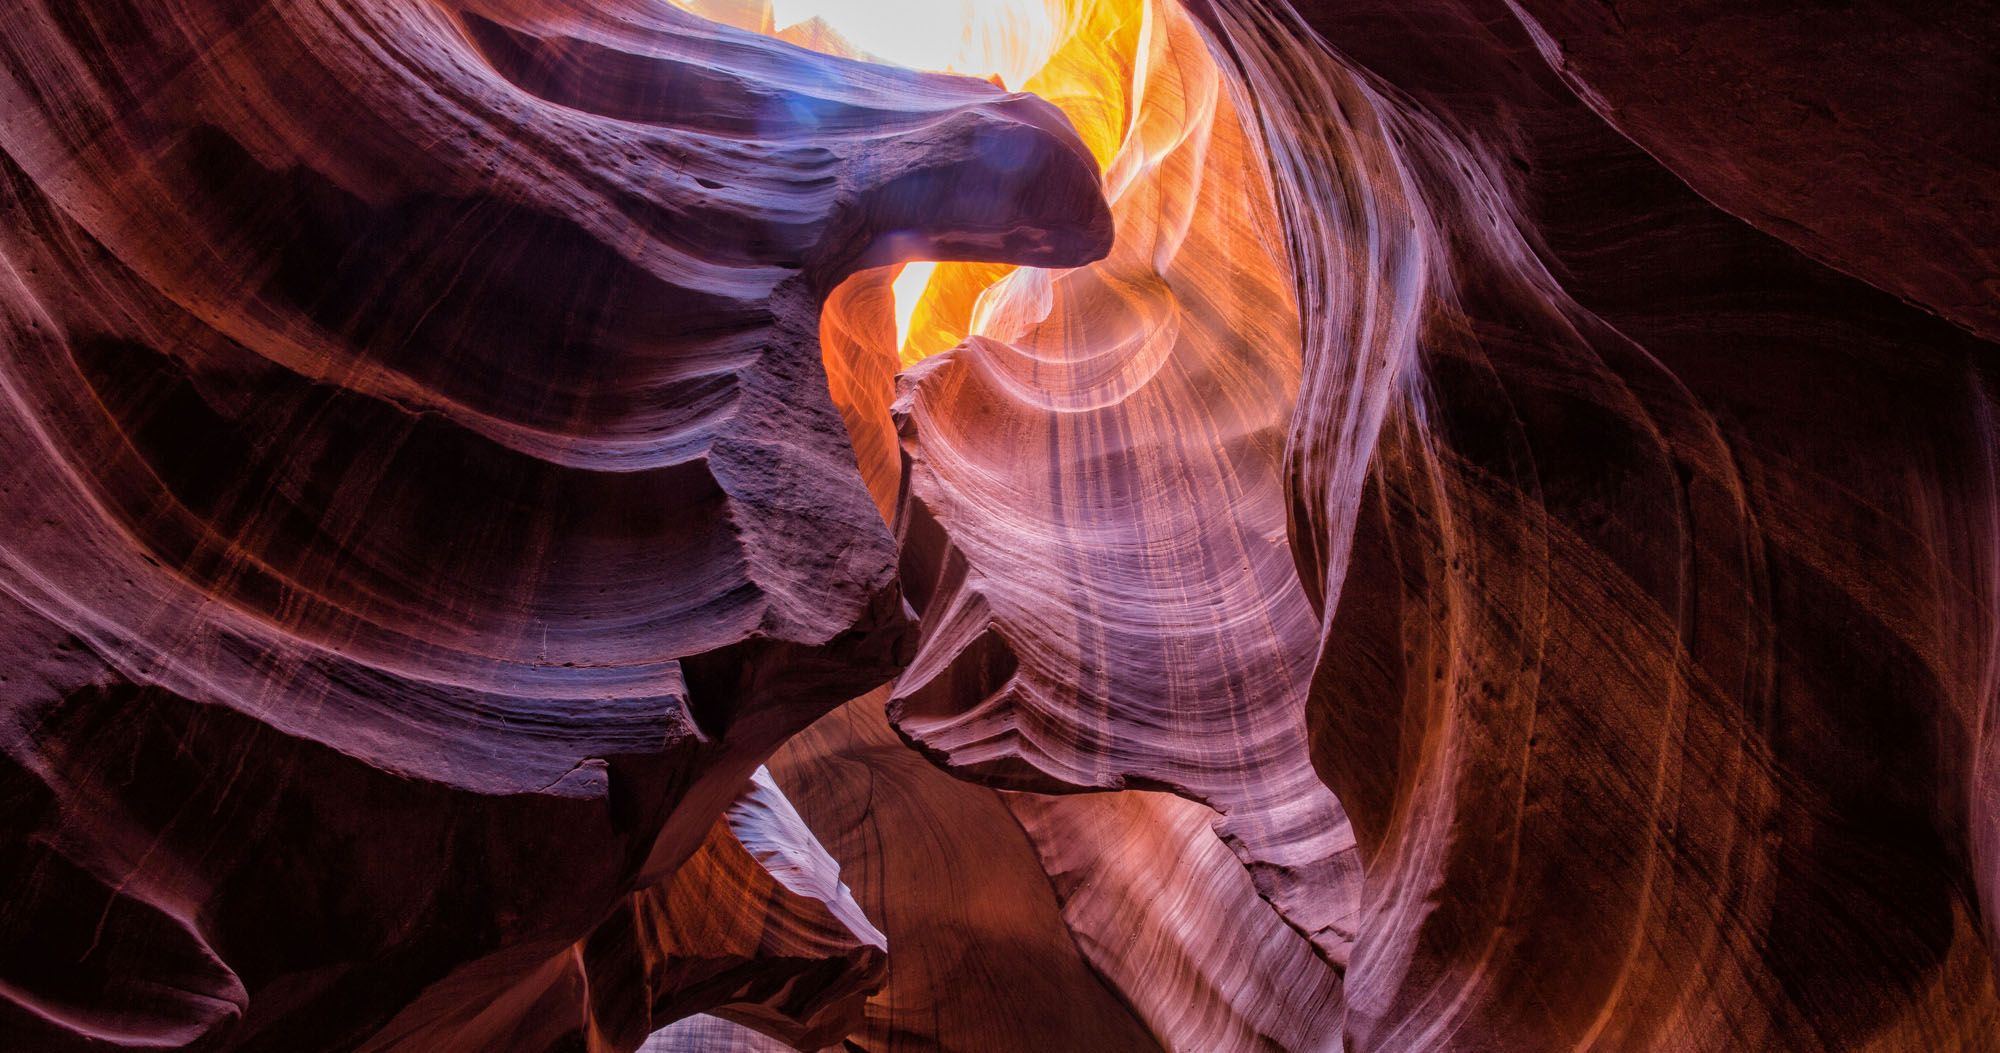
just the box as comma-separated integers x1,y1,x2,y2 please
0,0,1105,1046
1197,0,2000,1048
6,0,2000,1050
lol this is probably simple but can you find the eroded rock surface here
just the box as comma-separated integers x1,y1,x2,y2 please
1196,0,2000,1047
0,0,1106,1046
7,0,2000,1050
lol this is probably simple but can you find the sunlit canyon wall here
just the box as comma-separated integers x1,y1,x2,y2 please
3,0,1999,1050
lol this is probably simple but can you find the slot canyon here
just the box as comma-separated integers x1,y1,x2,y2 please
2,0,1998,1049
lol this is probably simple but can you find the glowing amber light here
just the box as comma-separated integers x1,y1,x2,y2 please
734,0,1289,385
803,0,1296,541
888,0,1140,364
683,0,1157,361
891,261,942,352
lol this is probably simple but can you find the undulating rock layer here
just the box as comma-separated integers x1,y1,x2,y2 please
1196,0,2000,1047
4,0,1999,1050
0,0,1106,1046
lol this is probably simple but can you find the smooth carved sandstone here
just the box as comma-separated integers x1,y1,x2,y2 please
789,10,1363,1041
767,689,1172,1052
879,0,1362,963
7,0,2000,1050
353,769,884,1051
751,688,1344,1052
1502,0,2000,345
0,0,1107,1046
1196,0,2000,1048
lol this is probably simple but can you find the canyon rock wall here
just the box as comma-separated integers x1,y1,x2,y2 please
0,0,1107,1047
1196,0,2000,1048
5,0,2000,1050
1503,0,2000,345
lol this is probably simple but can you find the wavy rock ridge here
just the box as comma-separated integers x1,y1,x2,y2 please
6,0,2000,1050
0,0,1106,1046
1197,0,2000,1047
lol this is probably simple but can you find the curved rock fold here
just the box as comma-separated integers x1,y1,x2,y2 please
7,0,2000,1050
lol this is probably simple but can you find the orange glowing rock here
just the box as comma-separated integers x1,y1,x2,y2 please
805,1,1358,1045
880,0,1358,966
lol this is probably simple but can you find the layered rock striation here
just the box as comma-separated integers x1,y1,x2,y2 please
1196,0,2000,1047
0,0,1106,1046
6,0,2000,1050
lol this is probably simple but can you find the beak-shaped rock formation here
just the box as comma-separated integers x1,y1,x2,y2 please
5,0,2000,1050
